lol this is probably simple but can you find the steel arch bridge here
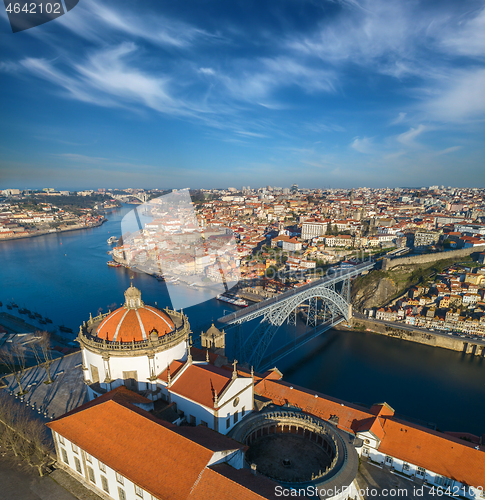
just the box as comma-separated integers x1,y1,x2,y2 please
218,261,374,370
113,192,148,203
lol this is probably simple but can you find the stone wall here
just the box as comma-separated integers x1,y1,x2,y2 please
382,245,485,271
348,317,485,356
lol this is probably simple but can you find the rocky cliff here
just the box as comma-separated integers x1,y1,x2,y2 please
351,272,399,311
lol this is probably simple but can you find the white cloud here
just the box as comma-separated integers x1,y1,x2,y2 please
19,44,202,118
437,7,485,57
397,124,427,146
435,146,462,156
56,0,221,48
199,67,216,75
351,136,374,154
425,68,485,122
390,112,407,125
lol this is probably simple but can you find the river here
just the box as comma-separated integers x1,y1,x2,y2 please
1,205,484,436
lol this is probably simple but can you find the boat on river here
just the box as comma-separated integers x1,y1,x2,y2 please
216,294,248,307
59,325,73,333
107,236,118,244
107,261,122,268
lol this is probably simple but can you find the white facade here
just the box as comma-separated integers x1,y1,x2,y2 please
52,426,245,500
82,340,187,400
53,431,155,500
356,431,483,500
159,360,254,435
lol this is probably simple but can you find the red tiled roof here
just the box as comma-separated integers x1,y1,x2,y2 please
169,363,233,408
47,391,243,500
356,416,386,441
95,305,174,342
254,379,373,433
379,417,485,488
158,360,185,382
188,464,278,500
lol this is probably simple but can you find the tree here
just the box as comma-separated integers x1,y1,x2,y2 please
32,331,53,384
0,393,53,475
0,343,28,395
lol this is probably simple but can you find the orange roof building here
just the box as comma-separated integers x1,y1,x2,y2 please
47,387,277,500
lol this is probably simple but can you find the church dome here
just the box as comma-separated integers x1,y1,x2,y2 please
95,285,175,342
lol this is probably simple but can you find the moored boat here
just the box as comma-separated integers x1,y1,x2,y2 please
107,236,118,244
216,294,248,307
107,261,122,267
59,325,73,333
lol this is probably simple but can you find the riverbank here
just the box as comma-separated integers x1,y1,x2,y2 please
0,219,106,242
336,316,485,356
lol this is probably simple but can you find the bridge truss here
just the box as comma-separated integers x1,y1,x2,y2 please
218,262,373,370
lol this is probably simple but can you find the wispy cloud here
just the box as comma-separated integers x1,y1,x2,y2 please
434,146,462,156
351,136,375,154
390,112,407,125
397,124,427,147
425,68,485,122
56,0,222,48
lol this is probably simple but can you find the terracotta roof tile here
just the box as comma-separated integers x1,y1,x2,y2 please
169,364,233,409
95,305,174,342
47,391,244,500
189,464,278,500
379,418,485,489
254,379,373,433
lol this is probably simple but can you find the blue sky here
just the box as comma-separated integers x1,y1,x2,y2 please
1,0,485,189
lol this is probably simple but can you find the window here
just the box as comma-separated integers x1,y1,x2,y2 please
364,439,370,444
58,434,65,445
200,420,208,427
116,472,124,485
443,478,453,488
417,467,425,477
190,415,196,425
88,467,95,483
362,447,369,457
74,457,82,474
234,411,238,424
101,475,109,493
233,397,239,407
226,417,230,429
61,447,69,465
403,463,410,472
385,456,392,465
71,443,79,454
99,460,106,472
85,452,92,463
242,406,245,417
135,485,144,497
118,488,127,500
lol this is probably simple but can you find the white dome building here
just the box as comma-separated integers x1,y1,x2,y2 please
78,285,190,401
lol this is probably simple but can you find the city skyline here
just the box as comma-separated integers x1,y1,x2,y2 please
1,0,485,189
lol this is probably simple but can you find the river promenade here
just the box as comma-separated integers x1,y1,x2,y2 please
0,219,106,242
343,315,485,355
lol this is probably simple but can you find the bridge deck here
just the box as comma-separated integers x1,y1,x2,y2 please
218,261,374,325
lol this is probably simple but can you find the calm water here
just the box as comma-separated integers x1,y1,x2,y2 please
1,205,484,435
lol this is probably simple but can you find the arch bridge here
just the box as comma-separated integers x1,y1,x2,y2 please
218,262,374,371
113,192,148,204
